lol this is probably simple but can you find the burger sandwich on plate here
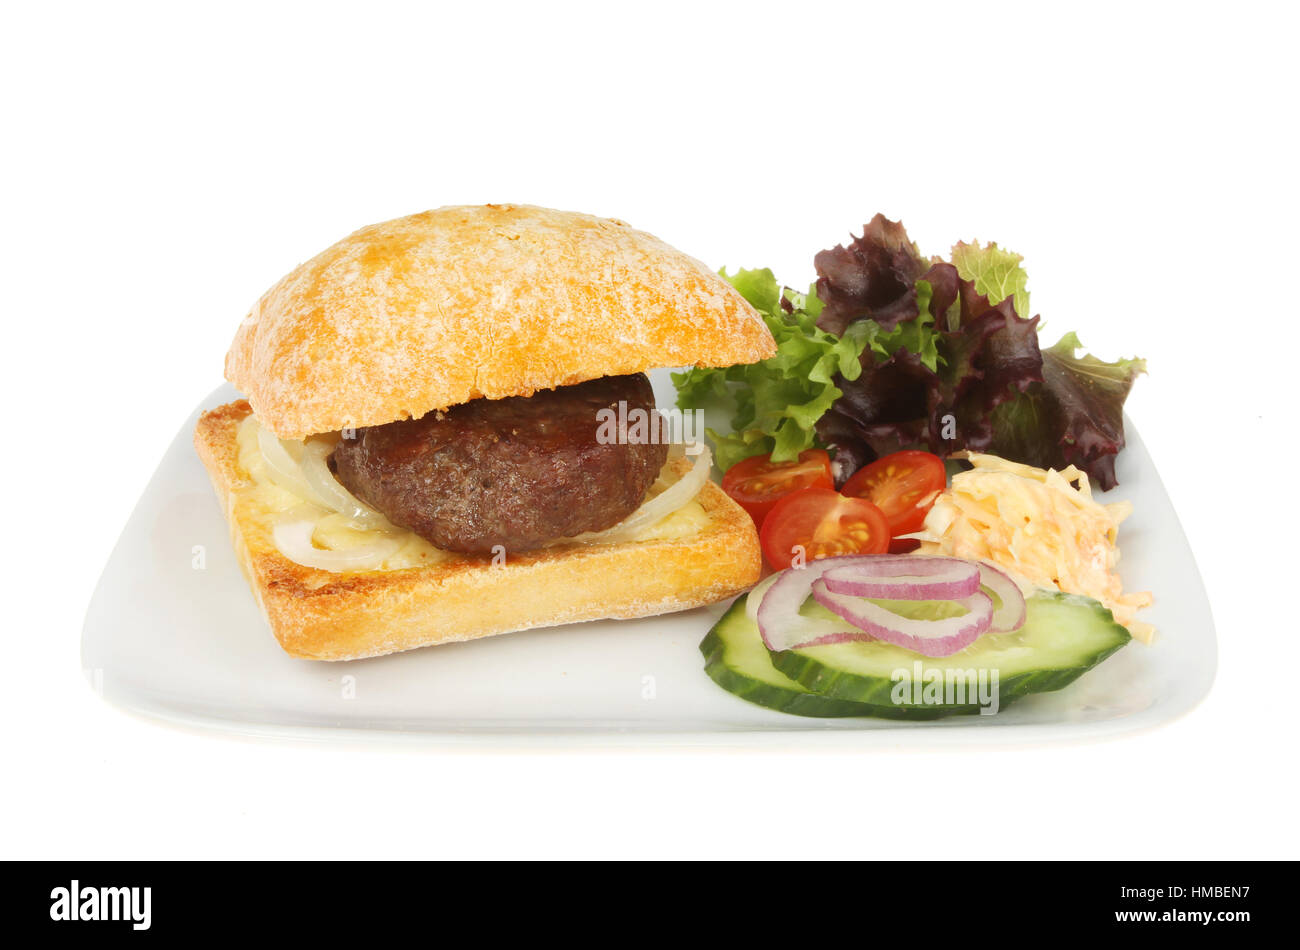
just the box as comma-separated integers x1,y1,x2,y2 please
194,204,775,660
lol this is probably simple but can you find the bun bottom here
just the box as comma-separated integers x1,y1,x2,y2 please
194,401,761,660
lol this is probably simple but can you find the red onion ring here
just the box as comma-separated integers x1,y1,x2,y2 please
755,556,883,652
811,579,993,658
755,554,1026,656
820,557,980,601
976,561,1028,633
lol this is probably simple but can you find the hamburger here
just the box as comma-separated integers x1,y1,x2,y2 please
194,204,776,660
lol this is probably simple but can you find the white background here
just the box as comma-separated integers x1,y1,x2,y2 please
3,1,1297,858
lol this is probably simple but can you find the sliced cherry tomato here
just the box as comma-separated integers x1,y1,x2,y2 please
841,450,947,537
720,449,834,528
759,487,891,570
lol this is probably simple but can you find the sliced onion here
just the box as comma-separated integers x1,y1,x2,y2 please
571,442,712,545
257,424,330,507
820,556,980,601
811,580,993,658
256,420,400,533
756,555,886,651
976,561,1027,633
755,553,1020,656
272,516,403,572
299,440,395,531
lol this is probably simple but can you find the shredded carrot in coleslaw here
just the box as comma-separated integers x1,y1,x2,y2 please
914,453,1155,643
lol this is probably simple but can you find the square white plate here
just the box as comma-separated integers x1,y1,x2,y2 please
81,372,1216,747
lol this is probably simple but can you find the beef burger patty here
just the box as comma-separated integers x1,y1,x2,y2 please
331,373,668,554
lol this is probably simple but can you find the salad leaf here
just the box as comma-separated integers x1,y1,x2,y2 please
821,259,1043,467
951,240,1031,322
718,265,783,315
674,215,1145,489
813,213,928,334
815,345,934,483
809,218,1143,488
865,277,943,372
989,333,1147,490
673,268,871,470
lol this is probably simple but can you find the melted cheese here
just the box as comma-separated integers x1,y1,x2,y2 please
234,416,708,572
915,453,1155,643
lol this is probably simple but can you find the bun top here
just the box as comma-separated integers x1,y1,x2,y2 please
225,204,776,438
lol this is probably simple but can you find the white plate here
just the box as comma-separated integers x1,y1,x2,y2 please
81,372,1216,747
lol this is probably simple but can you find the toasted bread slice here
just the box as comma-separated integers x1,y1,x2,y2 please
194,400,761,660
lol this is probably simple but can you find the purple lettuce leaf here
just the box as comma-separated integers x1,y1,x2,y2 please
813,214,928,335
989,333,1147,490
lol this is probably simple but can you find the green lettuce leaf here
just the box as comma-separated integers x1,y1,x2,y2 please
866,277,943,372
672,268,870,470
951,240,1031,319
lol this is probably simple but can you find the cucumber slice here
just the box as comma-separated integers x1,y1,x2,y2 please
700,590,1131,719
773,591,1131,715
701,596,902,718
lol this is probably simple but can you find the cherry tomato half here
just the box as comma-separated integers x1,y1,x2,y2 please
759,487,891,570
720,449,834,528
841,450,946,537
